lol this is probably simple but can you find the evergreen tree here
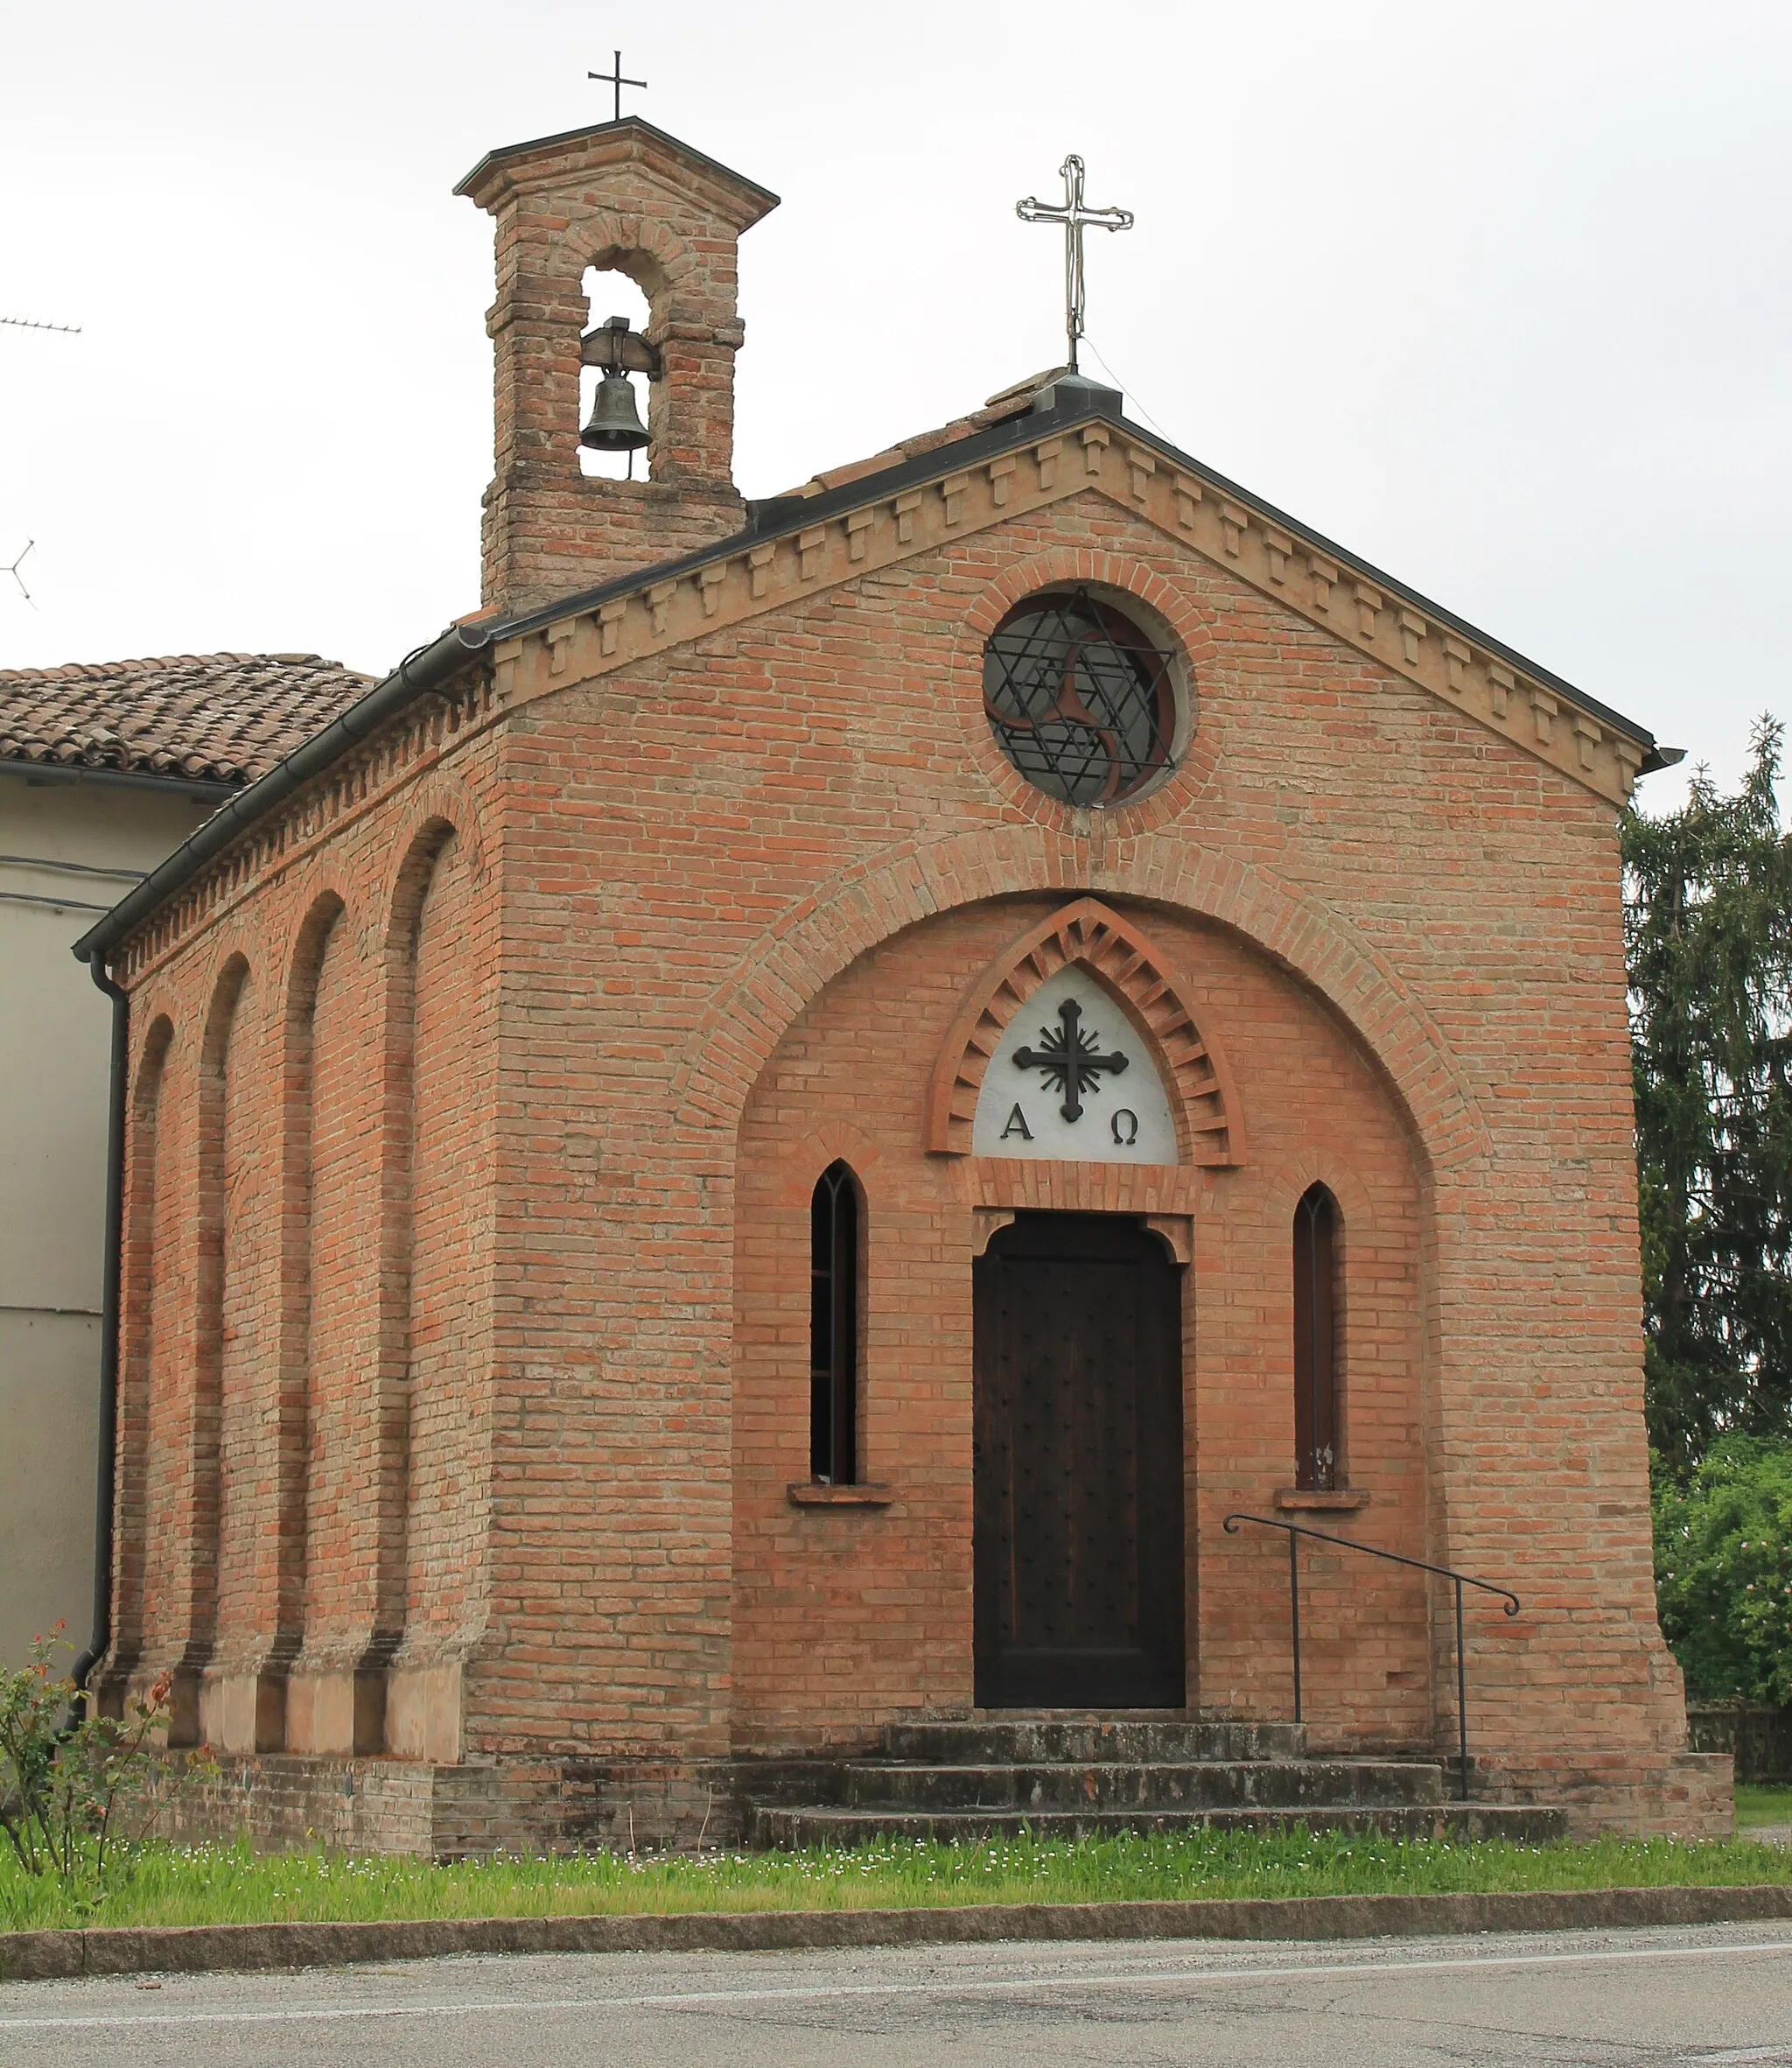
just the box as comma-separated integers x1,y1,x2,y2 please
1624,718,1792,1474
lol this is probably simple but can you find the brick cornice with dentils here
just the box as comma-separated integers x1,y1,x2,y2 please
102,393,1656,980
492,406,1653,811
113,677,497,985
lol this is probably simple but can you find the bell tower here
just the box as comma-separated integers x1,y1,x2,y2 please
455,118,780,618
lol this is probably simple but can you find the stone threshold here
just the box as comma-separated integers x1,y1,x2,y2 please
4,1884,1790,1981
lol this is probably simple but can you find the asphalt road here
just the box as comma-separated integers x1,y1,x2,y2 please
1,1922,1789,2067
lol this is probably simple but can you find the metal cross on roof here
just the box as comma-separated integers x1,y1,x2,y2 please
1013,998,1130,1124
1016,155,1133,375
588,49,647,123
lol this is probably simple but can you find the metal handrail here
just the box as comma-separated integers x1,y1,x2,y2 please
1222,1511,1521,1802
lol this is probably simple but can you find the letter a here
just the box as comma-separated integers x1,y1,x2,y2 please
1000,1104,1033,1141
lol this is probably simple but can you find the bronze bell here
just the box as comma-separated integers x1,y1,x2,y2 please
580,369,649,452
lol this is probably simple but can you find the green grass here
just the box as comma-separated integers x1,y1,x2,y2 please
3,1826,1790,1934
1736,1784,1792,1828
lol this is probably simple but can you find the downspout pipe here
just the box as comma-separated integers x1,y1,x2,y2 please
72,951,127,1695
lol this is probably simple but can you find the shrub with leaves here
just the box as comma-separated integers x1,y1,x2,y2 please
0,1627,181,1889
1653,1437,1792,1703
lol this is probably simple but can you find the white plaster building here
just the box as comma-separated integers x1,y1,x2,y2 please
0,655,364,1672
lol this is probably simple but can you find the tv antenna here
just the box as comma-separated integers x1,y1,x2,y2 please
5,541,37,606
3,319,76,606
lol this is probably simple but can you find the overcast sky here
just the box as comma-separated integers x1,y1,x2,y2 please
4,0,1788,810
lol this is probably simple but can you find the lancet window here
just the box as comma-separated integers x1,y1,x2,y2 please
809,1161,860,1485
1293,1183,1340,1491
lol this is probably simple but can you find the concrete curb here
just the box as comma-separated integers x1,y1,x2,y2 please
4,1885,1792,1980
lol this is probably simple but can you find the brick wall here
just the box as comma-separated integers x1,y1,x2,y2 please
732,898,1428,1751
100,478,1704,1836
107,747,505,1771
143,1749,746,1856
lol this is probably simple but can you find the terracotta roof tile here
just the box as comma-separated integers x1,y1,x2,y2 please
766,368,1069,501
0,652,373,787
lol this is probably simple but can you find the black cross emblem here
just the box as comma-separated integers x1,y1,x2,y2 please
1013,999,1130,1123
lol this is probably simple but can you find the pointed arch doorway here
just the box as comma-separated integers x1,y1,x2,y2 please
972,1213,1186,1708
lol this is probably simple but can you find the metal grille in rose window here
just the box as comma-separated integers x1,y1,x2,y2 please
983,589,1176,807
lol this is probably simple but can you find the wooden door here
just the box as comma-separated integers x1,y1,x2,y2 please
973,1213,1186,1708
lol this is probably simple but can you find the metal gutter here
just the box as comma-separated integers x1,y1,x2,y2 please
70,623,490,967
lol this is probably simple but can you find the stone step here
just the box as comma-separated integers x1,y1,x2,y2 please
880,1718,1308,1765
732,1749,1428,1812
835,1757,1445,1813
752,1802,1571,1848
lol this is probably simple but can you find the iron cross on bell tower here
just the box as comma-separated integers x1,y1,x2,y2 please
1016,155,1134,375
589,49,647,122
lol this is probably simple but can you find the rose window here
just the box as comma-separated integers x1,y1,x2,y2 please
983,590,1177,807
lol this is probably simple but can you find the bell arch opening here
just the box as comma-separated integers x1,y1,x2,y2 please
578,267,653,481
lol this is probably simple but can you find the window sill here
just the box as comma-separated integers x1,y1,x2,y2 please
1273,1488,1370,1513
788,1483,896,1509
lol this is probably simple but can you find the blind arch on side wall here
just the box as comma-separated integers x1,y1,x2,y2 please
187,954,250,1742
277,893,346,1688
385,816,484,1763
111,1013,174,1698
369,818,459,1748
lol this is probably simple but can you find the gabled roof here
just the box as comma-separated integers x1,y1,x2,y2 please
2,652,373,789
760,367,1071,501
488,375,1666,761
73,378,1671,966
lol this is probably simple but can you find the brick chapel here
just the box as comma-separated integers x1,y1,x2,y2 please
74,116,1727,1851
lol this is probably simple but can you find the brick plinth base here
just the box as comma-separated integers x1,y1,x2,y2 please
138,1743,1735,1857
1472,1751,1734,1840
144,1754,743,1859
